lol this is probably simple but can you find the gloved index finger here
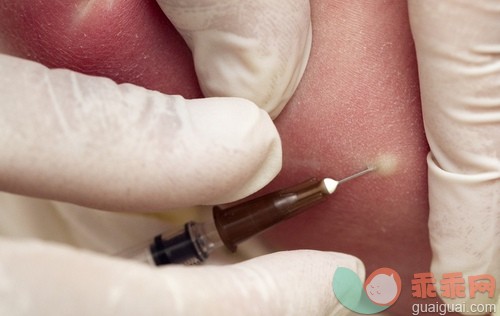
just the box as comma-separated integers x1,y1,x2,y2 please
0,54,282,212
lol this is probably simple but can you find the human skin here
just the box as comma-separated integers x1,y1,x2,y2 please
0,0,456,314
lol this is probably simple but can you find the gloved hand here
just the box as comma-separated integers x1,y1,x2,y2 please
0,0,365,315
409,0,500,312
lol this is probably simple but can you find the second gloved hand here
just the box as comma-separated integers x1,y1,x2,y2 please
0,239,364,316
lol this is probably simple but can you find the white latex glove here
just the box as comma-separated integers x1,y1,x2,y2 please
0,240,364,316
0,1,365,315
0,53,280,211
156,0,312,119
409,0,500,313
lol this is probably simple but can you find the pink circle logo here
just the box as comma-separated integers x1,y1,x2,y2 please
364,267,402,306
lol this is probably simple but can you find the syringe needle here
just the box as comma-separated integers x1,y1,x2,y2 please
119,167,376,266
337,166,375,185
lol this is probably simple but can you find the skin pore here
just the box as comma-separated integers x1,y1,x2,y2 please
1,0,458,314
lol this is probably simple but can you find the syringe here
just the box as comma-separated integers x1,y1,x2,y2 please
119,167,374,266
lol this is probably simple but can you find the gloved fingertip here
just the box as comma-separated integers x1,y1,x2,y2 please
183,97,282,204
231,250,365,316
193,22,312,118
157,0,312,117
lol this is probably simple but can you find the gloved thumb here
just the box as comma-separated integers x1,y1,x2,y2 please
0,54,281,212
0,238,364,316
156,0,312,118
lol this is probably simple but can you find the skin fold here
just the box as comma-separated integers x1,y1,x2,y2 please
0,0,460,314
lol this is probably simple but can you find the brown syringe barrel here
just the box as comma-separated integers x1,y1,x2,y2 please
213,178,330,252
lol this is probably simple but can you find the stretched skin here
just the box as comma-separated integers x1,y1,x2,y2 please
0,0,455,314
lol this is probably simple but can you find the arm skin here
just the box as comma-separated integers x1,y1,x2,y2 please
264,1,433,314
0,0,460,314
